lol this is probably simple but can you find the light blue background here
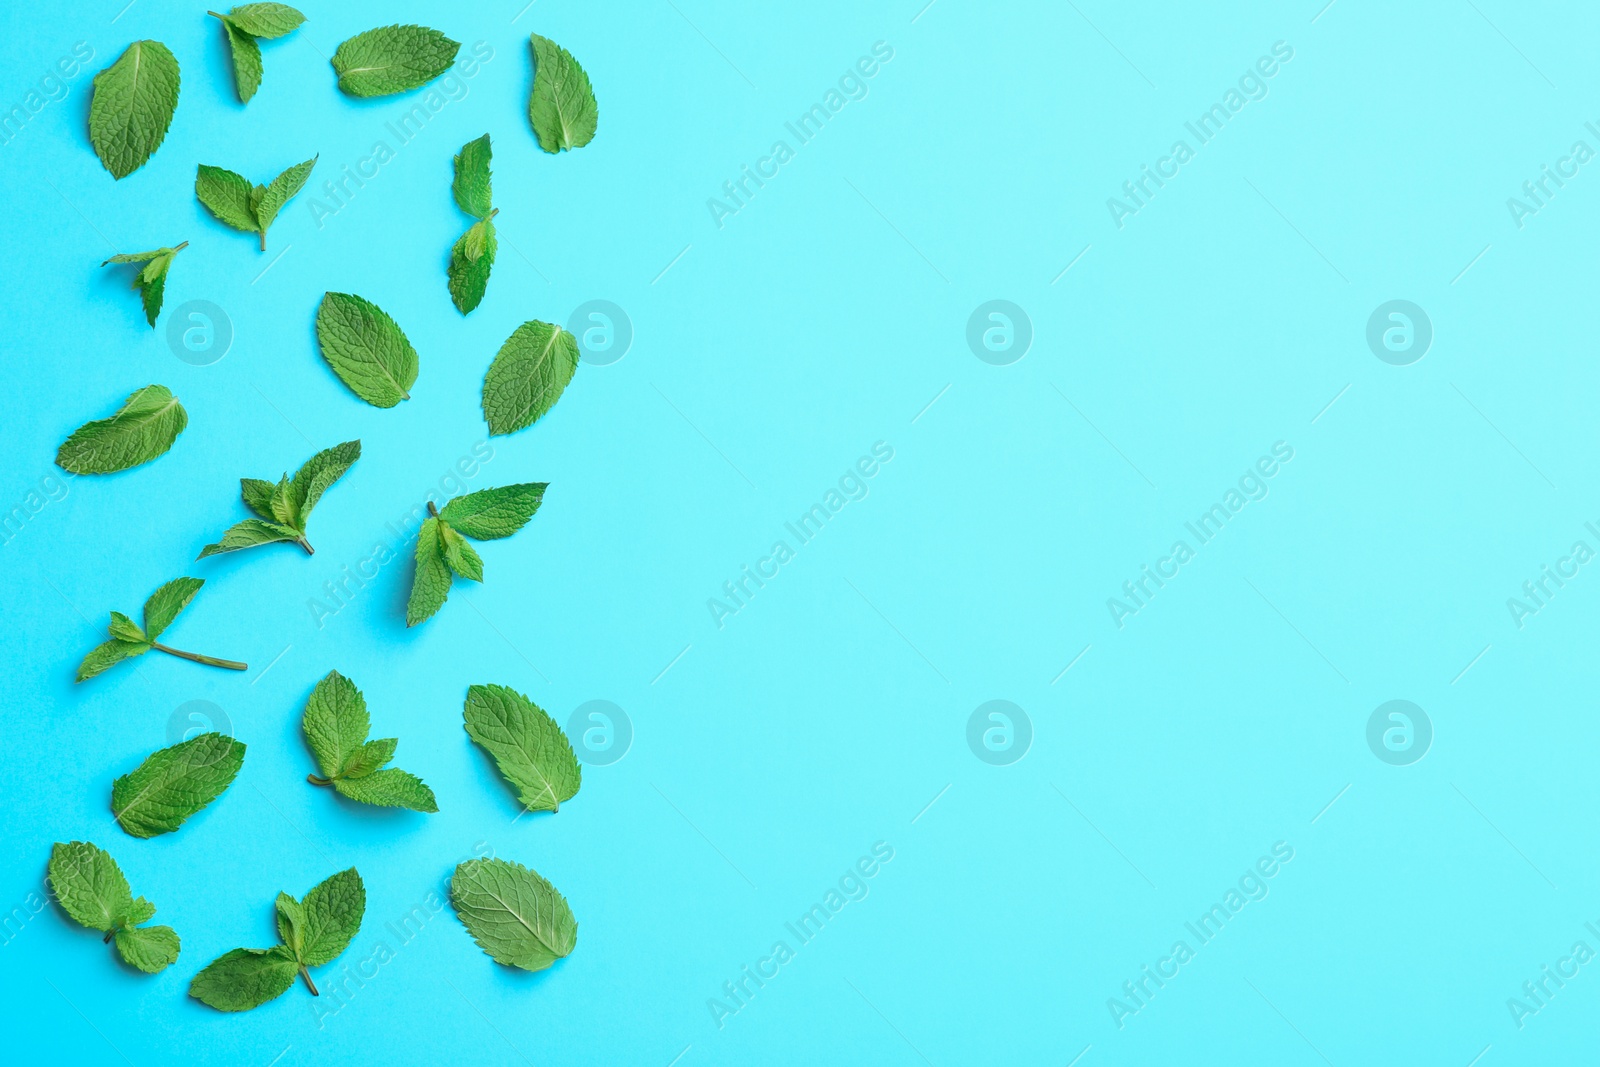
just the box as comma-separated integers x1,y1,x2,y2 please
2,0,1597,1063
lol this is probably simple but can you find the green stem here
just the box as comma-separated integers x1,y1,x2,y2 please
206,11,225,19
307,774,333,786
259,230,267,253
427,501,440,518
151,643,248,671
103,927,117,943
300,965,319,996
173,241,189,252
296,536,315,556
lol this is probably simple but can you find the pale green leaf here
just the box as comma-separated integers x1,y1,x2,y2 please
481,321,579,436
339,737,395,779
76,639,149,682
107,611,145,643
528,34,597,154
142,575,202,640
332,25,459,97
463,684,581,813
56,384,187,474
448,218,495,315
440,524,483,582
451,857,577,971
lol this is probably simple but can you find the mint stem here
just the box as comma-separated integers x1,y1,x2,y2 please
206,11,224,19
173,241,189,252
300,965,319,996
296,536,315,556
103,928,117,943
259,231,267,253
150,643,248,671
307,774,333,786
427,501,440,518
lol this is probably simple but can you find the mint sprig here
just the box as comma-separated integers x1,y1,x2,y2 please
200,440,359,558
48,841,181,973
209,5,306,103
302,670,438,812
77,576,247,681
448,134,497,315
405,484,545,625
196,157,317,251
102,243,186,327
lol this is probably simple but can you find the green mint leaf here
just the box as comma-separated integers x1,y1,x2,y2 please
462,684,581,814
451,858,577,971
56,384,187,475
439,483,546,541
220,18,263,102
481,321,579,436
452,134,492,219
102,244,185,327
189,946,298,1011
316,292,418,408
528,33,597,154
340,737,396,779
405,517,452,625
48,840,134,933
195,164,256,231
294,867,365,967
225,3,306,38
240,477,276,519
76,639,150,682
447,216,496,315
301,670,370,781
143,575,202,640
440,524,483,581
107,611,146,643
115,924,181,973
332,25,459,97
333,768,438,812
268,475,296,526
198,518,300,558
274,891,304,954
112,732,245,838
289,439,360,523
89,41,180,179
254,156,317,239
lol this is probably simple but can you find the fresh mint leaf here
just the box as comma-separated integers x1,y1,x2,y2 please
112,732,246,838
220,18,262,102
405,516,452,626
439,524,483,582
89,41,181,179
451,857,577,971
189,946,298,1011
302,671,437,812
332,25,459,97
295,868,364,967
528,34,597,154
56,384,187,475
103,243,187,327
481,321,579,436
453,134,492,218
439,483,545,540
47,841,182,973
196,158,315,249
77,576,246,681
200,440,358,557
448,215,496,315
463,684,580,814
316,292,418,408
223,3,305,39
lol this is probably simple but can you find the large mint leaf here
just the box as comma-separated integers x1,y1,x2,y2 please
56,385,187,475
316,292,418,408
89,41,181,179
189,946,298,1011
480,320,578,436
462,684,580,813
111,732,245,838
301,670,369,781
295,868,364,967
451,858,577,971
528,34,597,154
332,25,459,97
439,483,546,541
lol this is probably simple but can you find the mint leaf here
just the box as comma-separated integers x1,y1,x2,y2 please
112,732,246,838
439,483,546,540
107,611,145,643
451,857,577,971
89,41,181,179
316,292,418,408
296,868,364,967
453,134,492,218
76,639,149,682
103,243,186,327
78,576,245,680
462,684,581,814
48,841,182,973
196,158,315,249
448,215,496,315
440,524,483,581
332,25,459,97
143,575,202,639
189,946,298,1011
406,516,452,626
220,18,262,102
224,3,305,38
302,671,437,812
528,34,598,154
481,321,579,436
201,440,358,557
56,384,187,475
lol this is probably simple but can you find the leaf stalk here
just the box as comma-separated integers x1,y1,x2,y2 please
150,643,248,671
299,965,319,996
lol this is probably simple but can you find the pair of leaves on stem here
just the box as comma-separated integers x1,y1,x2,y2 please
48,841,181,973
452,858,577,973
406,483,545,625
528,33,598,154
197,158,317,251
76,576,247,682
112,732,246,838
464,684,580,814
448,135,497,315
201,440,359,558
190,868,365,1011
316,293,418,408
332,24,459,97
302,671,437,812
57,384,187,475
89,41,180,179
210,3,306,103
102,244,186,327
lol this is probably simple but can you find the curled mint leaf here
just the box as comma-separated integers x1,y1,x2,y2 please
89,41,180,179
56,385,187,475
102,243,186,327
